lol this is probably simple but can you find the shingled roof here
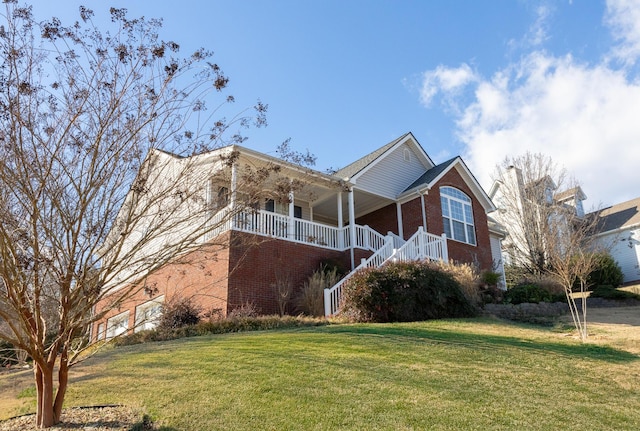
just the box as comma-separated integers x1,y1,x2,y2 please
334,133,412,180
403,157,458,192
592,197,640,233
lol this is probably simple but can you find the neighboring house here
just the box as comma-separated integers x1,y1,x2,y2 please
489,165,587,271
93,132,500,339
590,197,640,284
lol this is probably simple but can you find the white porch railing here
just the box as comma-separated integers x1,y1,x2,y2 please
323,226,448,316
354,225,387,252
324,235,396,317
387,231,405,249
391,227,448,263
205,207,388,252
204,205,232,241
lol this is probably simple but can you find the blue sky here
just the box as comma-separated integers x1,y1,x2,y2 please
27,1,640,208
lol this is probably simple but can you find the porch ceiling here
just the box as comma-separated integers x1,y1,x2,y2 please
232,149,395,225
312,188,394,224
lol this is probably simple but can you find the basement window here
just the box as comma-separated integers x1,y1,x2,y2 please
106,311,130,339
134,296,164,332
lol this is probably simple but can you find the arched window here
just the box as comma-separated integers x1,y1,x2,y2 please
440,186,476,245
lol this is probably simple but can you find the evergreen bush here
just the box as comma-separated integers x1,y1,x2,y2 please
340,261,476,323
587,253,624,288
504,283,553,304
590,285,640,300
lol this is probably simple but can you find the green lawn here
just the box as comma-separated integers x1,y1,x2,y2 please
6,318,640,430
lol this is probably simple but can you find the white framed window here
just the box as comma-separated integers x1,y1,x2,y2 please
440,186,476,245
106,311,130,339
97,323,105,341
207,180,229,210
135,296,164,332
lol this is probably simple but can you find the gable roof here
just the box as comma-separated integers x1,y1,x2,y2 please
591,197,640,234
554,186,587,202
403,157,458,191
400,156,495,212
334,132,434,181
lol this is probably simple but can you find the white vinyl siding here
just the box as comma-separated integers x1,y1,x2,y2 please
356,145,428,198
441,187,476,245
490,235,506,289
598,228,640,283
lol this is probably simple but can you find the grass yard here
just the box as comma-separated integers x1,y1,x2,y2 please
1,317,640,430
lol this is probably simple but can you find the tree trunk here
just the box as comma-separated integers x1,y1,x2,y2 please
35,363,56,428
53,350,69,424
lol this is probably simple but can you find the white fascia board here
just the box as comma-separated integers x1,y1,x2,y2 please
233,145,345,187
592,223,640,238
349,133,435,184
428,158,496,213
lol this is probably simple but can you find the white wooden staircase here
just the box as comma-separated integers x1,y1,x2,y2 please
323,227,448,316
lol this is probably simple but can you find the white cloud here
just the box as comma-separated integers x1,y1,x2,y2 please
419,2,640,208
528,4,551,47
507,3,551,51
420,64,477,106
456,53,640,208
605,0,640,65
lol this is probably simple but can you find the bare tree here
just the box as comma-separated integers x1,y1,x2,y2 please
0,3,273,427
491,153,571,275
491,152,605,341
545,210,604,341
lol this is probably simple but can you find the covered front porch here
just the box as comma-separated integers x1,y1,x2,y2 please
204,146,416,268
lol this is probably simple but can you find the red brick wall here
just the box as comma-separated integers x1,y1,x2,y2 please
356,203,398,237
425,168,493,271
401,197,425,239
227,231,351,315
92,230,362,339
92,233,233,340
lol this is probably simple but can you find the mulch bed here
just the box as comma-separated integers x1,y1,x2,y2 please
0,405,154,431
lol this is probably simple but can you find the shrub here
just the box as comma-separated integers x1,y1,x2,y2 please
504,265,529,289
297,265,340,316
158,297,202,330
436,261,481,306
340,261,476,323
481,271,501,287
587,253,624,288
504,284,553,304
227,302,258,319
113,315,329,346
590,285,640,300
319,258,348,278
271,272,293,316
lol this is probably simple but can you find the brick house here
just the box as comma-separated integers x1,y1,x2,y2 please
93,132,502,340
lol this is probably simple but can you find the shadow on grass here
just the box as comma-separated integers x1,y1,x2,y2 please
130,413,179,431
317,322,639,363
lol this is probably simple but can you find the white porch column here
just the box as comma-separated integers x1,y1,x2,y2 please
420,192,427,231
230,162,238,209
348,188,356,270
337,192,344,249
396,202,404,239
289,190,295,239
337,192,343,228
